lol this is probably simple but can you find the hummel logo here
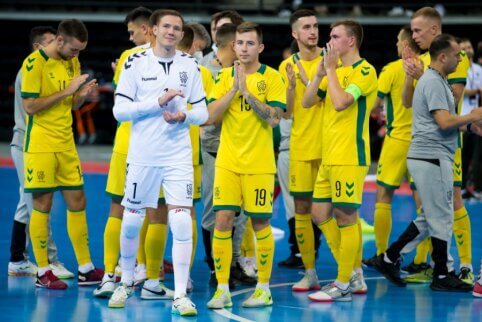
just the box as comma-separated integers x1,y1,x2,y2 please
142,77,157,81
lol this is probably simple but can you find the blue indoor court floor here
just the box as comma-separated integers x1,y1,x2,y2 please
1,165,482,322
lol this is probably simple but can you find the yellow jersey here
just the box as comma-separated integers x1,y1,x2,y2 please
209,64,286,174
378,59,412,141
318,59,377,166
189,65,213,165
279,52,324,161
21,49,80,152
112,44,150,154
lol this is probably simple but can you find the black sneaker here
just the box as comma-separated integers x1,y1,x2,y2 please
209,271,235,290
278,254,303,269
430,274,473,292
373,254,406,287
231,262,257,286
401,261,430,274
362,254,377,268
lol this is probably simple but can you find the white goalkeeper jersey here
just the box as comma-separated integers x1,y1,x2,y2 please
114,48,207,167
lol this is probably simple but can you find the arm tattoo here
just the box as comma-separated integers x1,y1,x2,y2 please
245,94,271,120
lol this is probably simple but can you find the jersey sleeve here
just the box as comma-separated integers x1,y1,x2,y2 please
115,55,138,101
21,53,42,98
187,63,206,105
350,64,378,97
200,65,214,98
317,76,328,100
113,49,132,89
425,79,452,112
448,51,469,85
208,67,231,103
266,70,287,111
377,63,394,98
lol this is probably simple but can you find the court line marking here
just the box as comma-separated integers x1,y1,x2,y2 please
213,276,386,321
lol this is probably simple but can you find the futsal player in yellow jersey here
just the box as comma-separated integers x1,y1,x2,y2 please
303,20,377,302
402,7,474,283
21,19,102,289
278,9,324,289
362,26,421,266
206,22,286,308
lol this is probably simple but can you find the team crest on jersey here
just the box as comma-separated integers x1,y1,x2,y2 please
257,80,267,93
37,170,45,182
179,71,188,86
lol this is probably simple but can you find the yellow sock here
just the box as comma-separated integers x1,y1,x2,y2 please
137,216,148,265
453,207,471,266
29,209,50,268
67,209,92,266
241,217,256,257
337,223,359,284
145,223,166,279
374,202,392,255
413,208,430,265
255,225,274,284
354,216,363,269
190,218,198,268
318,217,340,263
213,229,232,284
295,213,316,269
103,217,122,273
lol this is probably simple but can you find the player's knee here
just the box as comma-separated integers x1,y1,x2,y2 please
169,208,192,242
122,208,145,239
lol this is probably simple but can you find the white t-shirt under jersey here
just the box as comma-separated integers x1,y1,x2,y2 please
114,48,207,167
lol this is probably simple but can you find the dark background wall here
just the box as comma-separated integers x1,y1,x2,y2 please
0,19,480,145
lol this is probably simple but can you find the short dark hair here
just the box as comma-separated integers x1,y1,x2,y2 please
178,25,194,52
29,26,56,50
124,6,152,26
289,9,317,27
457,37,471,45
150,9,184,27
400,25,420,53
213,10,244,27
215,23,237,48
429,33,457,60
188,23,211,48
331,19,363,49
236,22,263,43
57,19,88,43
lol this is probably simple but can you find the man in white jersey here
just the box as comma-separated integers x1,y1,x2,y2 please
108,9,208,316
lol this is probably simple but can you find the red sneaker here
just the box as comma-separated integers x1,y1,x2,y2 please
78,268,104,286
473,281,482,298
164,260,173,274
35,270,67,290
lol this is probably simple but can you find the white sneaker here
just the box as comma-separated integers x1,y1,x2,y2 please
186,277,194,293
50,262,74,279
108,283,133,308
241,257,258,279
134,264,147,286
207,288,233,309
172,296,197,316
292,271,321,292
93,273,116,298
308,283,352,302
8,260,37,276
141,282,174,300
350,272,368,294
